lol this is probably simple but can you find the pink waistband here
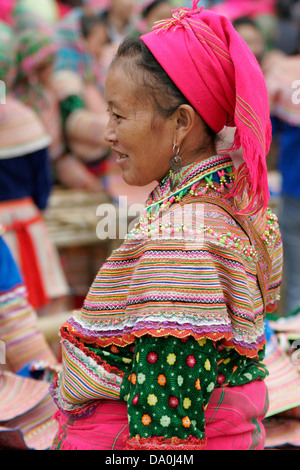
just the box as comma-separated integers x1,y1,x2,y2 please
52,380,268,450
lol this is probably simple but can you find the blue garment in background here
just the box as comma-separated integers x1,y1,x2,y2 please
0,236,23,294
271,116,300,199
0,147,52,210
271,116,300,313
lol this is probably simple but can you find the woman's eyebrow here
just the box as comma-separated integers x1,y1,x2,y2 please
107,99,123,110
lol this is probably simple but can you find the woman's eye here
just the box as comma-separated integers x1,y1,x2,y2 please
106,108,123,121
113,113,122,120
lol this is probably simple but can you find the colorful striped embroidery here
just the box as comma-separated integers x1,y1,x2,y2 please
61,155,282,359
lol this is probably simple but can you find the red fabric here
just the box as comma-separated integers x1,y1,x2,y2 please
52,380,268,450
141,1,272,214
52,401,129,450
6,214,49,309
204,380,268,450
0,0,15,26
56,2,72,18
125,436,207,450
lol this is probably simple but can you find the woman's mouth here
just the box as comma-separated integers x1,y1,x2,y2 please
116,152,129,162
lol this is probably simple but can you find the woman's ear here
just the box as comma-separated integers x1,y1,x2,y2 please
173,104,196,145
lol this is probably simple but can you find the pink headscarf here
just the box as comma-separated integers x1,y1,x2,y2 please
141,1,272,214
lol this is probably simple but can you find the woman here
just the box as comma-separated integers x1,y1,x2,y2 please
50,2,282,450
0,231,57,374
14,13,109,192
0,231,60,450
55,10,110,94
0,20,69,310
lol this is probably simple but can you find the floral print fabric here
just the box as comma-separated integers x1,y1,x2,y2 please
119,335,268,441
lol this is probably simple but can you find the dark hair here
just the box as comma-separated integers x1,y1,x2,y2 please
112,36,216,140
80,12,108,39
275,0,296,19
59,0,83,6
142,0,171,18
232,16,261,32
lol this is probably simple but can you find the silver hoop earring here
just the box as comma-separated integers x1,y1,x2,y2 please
170,144,182,191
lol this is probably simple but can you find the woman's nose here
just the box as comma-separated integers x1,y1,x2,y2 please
104,118,117,144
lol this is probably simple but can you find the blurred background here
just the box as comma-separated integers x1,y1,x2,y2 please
0,0,300,451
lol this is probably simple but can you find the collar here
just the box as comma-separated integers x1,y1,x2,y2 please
146,153,234,211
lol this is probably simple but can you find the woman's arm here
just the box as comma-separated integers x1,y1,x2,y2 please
121,334,219,450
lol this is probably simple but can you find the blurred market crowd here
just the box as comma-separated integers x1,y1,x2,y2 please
0,0,300,317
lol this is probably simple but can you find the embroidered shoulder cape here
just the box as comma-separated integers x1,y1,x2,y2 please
62,154,282,359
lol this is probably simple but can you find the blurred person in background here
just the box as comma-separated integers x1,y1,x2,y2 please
273,0,300,55
13,9,111,192
233,11,300,315
233,16,265,64
103,0,136,43
55,9,110,91
13,0,60,24
0,227,61,451
141,0,173,33
54,11,114,187
0,20,69,311
263,51,300,315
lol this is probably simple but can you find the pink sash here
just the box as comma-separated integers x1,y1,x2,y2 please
52,380,268,451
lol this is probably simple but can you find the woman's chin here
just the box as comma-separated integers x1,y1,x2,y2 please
121,171,150,188
122,175,143,187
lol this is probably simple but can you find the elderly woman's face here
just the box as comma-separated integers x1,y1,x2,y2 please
105,63,174,186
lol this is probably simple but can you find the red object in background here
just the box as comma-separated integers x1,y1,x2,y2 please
56,1,72,18
0,0,15,26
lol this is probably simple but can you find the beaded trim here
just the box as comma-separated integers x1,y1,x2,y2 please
146,161,235,217
124,160,262,263
126,214,260,263
262,208,279,247
126,160,235,241
125,156,279,265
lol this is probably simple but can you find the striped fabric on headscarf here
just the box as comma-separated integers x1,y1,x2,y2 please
141,1,272,214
